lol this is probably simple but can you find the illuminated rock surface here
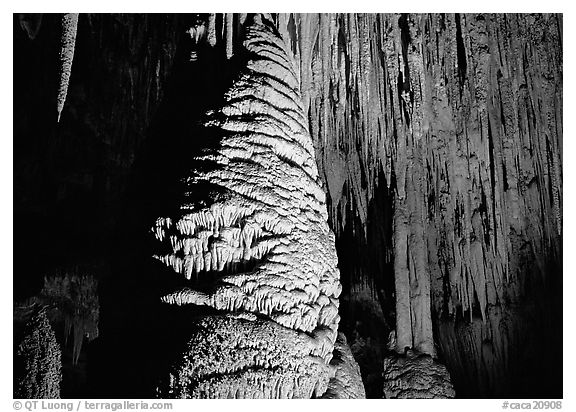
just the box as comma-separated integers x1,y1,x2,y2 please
153,15,343,398
14,306,62,399
382,349,455,399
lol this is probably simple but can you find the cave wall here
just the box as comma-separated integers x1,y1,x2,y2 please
274,13,563,397
13,13,562,398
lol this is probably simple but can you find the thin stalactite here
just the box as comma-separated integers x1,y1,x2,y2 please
57,13,79,122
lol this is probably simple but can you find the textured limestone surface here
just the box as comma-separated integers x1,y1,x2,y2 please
14,306,62,399
153,14,342,398
274,13,562,396
383,349,455,399
157,315,332,398
321,332,366,398
57,13,78,122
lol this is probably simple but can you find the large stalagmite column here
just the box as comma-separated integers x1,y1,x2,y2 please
150,14,358,398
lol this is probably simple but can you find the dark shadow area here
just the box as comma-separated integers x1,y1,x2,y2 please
13,12,249,398
90,17,252,397
333,167,395,398
433,248,563,399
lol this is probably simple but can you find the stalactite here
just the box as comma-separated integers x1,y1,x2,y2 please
56,13,79,122
224,13,234,59
18,13,43,40
277,11,561,320
39,272,99,366
207,14,217,47
276,13,562,395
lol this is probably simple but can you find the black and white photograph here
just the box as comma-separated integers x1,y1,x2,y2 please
9,4,568,405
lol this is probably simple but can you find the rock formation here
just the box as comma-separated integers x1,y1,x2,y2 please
39,273,100,365
275,13,563,397
321,333,367,399
56,13,78,122
14,306,62,398
13,13,562,398
382,348,455,398
152,14,353,398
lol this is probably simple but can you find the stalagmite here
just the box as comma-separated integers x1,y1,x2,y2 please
382,348,455,399
321,333,366,398
14,306,62,399
152,14,360,398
